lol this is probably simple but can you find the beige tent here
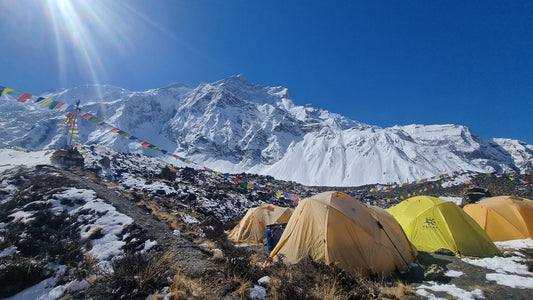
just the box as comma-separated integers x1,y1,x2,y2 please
268,191,418,276
463,196,533,241
228,204,293,245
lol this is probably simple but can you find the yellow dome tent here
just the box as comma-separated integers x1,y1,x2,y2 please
267,191,418,276
228,204,293,245
387,196,499,257
463,196,533,241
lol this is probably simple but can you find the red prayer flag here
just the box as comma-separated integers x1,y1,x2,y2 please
17,93,32,102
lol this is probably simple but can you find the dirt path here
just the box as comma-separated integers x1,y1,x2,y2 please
62,168,216,279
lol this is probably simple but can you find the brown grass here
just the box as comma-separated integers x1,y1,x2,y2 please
234,276,252,298
380,281,416,298
211,249,224,261
141,201,181,229
468,285,496,294
88,226,103,240
168,271,203,299
312,277,339,299
137,251,180,289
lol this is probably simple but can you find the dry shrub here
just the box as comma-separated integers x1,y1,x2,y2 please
518,248,533,272
194,238,217,249
88,226,104,240
250,252,268,267
234,276,252,298
169,271,203,299
137,251,180,289
379,281,415,298
312,277,338,299
265,257,381,300
77,252,99,279
468,285,496,294
89,251,181,299
211,249,224,261
142,201,181,229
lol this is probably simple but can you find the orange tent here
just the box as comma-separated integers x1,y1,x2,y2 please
463,196,533,241
268,191,417,276
228,205,293,245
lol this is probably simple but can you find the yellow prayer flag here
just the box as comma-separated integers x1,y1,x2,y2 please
1,88,14,95
40,99,53,107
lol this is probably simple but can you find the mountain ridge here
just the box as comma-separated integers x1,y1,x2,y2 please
1,75,532,186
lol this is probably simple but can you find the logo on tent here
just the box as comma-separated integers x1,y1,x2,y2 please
422,217,437,230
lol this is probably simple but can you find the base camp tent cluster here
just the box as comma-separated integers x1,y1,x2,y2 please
229,192,532,277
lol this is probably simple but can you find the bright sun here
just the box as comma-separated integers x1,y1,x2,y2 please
41,0,137,85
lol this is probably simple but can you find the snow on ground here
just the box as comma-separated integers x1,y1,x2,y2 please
119,173,178,195
416,282,485,300
461,239,533,290
444,270,464,278
4,187,137,299
439,196,462,205
0,148,51,172
51,188,134,263
440,173,473,188
416,238,533,299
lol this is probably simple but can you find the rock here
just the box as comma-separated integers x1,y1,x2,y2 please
424,264,446,281
160,166,177,181
434,248,456,256
461,185,491,206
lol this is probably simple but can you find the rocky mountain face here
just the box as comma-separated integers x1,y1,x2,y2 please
1,75,532,186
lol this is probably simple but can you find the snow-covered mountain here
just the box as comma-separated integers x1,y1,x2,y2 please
1,75,532,186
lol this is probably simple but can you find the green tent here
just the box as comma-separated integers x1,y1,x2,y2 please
387,196,499,257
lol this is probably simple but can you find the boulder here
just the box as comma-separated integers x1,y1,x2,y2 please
460,186,491,206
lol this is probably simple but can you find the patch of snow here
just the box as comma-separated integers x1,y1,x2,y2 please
4,277,56,300
0,245,18,258
439,196,462,205
47,280,89,300
250,284,266,299
139,239,157,253
445,270,464,278
9,210,35,223
495,238,533,250
258,276,270,285
119,173,177,195
416,282,485,299
181,214,200,224
462,256,533,276
51,188,133,261
0,149,51,172
414,288,445,300
486,273,533,289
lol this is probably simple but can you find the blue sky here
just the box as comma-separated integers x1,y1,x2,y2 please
1,0,532,144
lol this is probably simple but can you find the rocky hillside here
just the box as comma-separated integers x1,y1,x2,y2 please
1,146,532,299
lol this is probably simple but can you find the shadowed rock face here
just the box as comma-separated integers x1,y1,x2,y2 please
461,186,492,206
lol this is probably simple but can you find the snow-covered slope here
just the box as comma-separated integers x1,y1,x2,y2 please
1,75,532,186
